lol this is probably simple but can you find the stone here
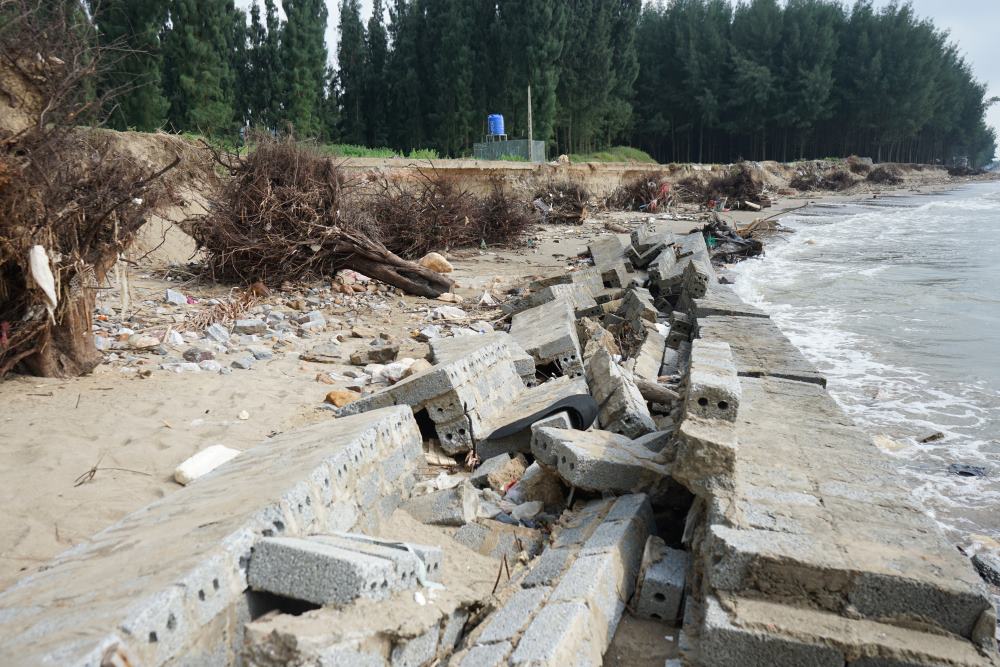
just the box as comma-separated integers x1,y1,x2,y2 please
403,359,432,378
438,292,463,303
326,389,361,408
635,537,688,622
418,251,454,273
589,235,628,267
199,360,222,372
234,319,268,335
164,288,187,306
183,347,214,363
508,602,593,666
231,356,255,370
401,482,478,527
972,551,1000,587
453,520,545,561
128,334,159,349
432,305,467,320
293,311,326,326
248,346,274,361
416,325,442,341
506,462,566,511
478,454,527,492
533,427,669,495
301,342,342,363
350,343,399,365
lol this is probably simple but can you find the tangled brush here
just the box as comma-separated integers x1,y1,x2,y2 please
606,172,671,211
533,180,590,224
189,136,453,298
867,165,904,185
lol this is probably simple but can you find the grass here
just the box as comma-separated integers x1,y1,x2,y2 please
497,154,528,162
569,146,658,164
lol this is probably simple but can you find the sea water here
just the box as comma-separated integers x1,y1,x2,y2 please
730,181,1000,547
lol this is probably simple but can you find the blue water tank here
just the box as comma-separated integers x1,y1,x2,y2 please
487,114,505,136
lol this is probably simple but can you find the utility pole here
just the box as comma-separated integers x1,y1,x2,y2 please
527,84,533,146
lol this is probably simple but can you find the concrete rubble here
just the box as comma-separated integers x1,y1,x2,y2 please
4,223,997,667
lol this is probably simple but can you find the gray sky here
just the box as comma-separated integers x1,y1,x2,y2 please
238,0,997,157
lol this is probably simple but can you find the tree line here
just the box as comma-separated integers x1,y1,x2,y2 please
87,0,996,166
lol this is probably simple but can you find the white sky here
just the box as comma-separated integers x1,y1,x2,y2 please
236,0,998,158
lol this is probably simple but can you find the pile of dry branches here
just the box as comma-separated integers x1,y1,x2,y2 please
675,163,766,205
606,172,670,211
867,164,904,185
189,137,454,297
0,1,180,378
366,172,535,259
790,165,857,191
533,180,590,224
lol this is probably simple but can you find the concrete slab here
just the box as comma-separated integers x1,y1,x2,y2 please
509,297,585,378
696,315,827,387
589,235,628,267
687,284,769,319
0,407,421,667
586,347,657,438
430,332,536,385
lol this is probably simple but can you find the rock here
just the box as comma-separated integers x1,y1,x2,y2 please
325,389,360,407
949,463,987,478
416,325,442,342
506,462,565,511
94,335,111,351
231,356,255,370
164,289,187,306
432,306,467,321
234,319,268,335
404,359,433,378
238,410,250,420
183,348,215,363
199,360,222,372
300,342,341,363
294,311,326,327
471,453,528,493
350,343,399,365
418,252,454,274
437,292,463,303
402,483,479,527
511,501,543,522
351,326,377,338
205,323,230,343
166,330,185,346
920,431,946,443
128,334,159,350
470,320,494,334
249,346,274,361
972,551,1000,587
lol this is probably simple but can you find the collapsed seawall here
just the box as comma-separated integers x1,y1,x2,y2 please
0,221,995,666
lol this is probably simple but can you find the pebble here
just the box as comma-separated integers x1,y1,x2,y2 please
249,347,274,361
166,330,185,346
238,410,250,420
231,356,255,370
164,289,187,306
350,343,399,365
325,389,360,407
205,323,230,343
418,252,454,274
416,325,442,342
183,348,215,363
199,360,222,372
432,306,467,321
128,334,159,350
233,319,268,335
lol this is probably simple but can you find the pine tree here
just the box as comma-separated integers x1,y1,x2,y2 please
603,0,642,147
557,0,614,154
498,0,567,149
337,0,367,144
424,0,475,156
385,0,425,150
364,0,389,147
282,0,329,138
89,0,168,131
162,0,239,135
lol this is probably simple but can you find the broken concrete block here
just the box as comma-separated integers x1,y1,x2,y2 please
430,332,535,385
504,282,600,318
481,375,595,443
534,427,669,495
598,262,632,289
350,343,399,365
248,536,399,606
586,347,657,438
313,532,443,584
697,315,826,386
477,587,551,643
619,288,658,327
470,453,527,492
671,416,738,497
173,444,241,485
509,297,584,378
685,339,740,422
234,318,268,335
506,462,566,511
680,254,716,298
635,536,688,623
688,283,769,319
402,482,479,527
529,412,574,467
529,267,604,295
577,317,620,360
453,519,545,561
508,601,593,666
589,235,628,267
626,327,666,382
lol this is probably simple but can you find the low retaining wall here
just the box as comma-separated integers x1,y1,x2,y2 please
0,407,422,667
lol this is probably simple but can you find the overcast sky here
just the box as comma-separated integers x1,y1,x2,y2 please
237,0,998,155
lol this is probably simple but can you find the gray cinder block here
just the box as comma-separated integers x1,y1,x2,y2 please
534,427,669,495
685,339,740,422
586,347,657,438
401,482,479,527
635,537,689,623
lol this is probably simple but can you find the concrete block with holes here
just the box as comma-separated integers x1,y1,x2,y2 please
430,332,536,386
509,297,585,378
401,482,479,527
0,407,422,667
635,536,688,623
685,339,740,422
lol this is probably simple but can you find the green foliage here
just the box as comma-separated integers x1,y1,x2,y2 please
281,0,329,138
570,146,657,164
337,0,367,145
318,144,397,158
407,148,440,159
497,154,528,162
